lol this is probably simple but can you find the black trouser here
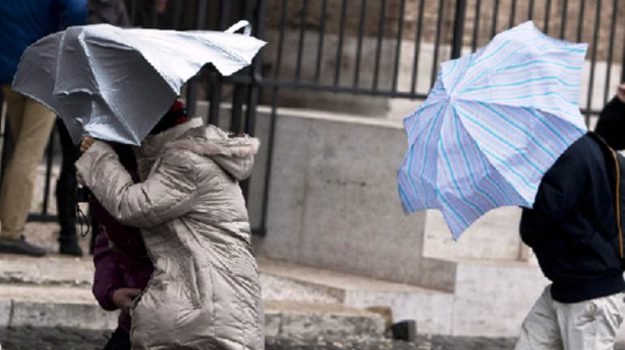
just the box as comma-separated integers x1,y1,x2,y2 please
103,328,131,350
55,119,79,242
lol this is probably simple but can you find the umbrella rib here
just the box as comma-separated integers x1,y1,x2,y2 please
449,110,502,208
452,103,537,205
470,101,559,164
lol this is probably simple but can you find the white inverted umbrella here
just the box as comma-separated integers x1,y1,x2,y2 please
12,21,265,145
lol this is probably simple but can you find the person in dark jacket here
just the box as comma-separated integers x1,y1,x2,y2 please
55,0,131,257
0,0,87,257
595,83,625,150
91,144,153,350
515,89,625,349
88,0,130,27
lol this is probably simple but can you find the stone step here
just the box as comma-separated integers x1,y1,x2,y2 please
1,253,584,340
259,257,455,335
0,254,454,335
0,284,385,341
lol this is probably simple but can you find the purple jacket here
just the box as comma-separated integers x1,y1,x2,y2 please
91,146,153,333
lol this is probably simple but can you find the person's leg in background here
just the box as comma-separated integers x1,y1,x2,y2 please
0,86,55,257
55,118,82,256
103,328,131,350
515,286,564,350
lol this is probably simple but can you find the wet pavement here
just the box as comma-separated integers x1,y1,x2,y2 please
4,326,625,350
0,326,515,350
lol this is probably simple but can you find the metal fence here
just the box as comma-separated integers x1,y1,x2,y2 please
3,0,625,235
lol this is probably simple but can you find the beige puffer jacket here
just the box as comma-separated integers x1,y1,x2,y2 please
76,119,264,350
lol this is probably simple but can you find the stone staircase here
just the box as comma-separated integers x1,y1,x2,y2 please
0,254,386,341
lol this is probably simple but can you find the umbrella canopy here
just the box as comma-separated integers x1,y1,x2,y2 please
397,21,588,238
12,21,265,145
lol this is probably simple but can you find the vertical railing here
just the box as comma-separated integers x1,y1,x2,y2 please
451,0,467,59
12,0,625,233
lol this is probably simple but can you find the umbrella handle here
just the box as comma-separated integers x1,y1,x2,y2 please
225,20,252,36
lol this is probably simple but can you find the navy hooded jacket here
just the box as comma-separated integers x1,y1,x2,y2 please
520,133,625,303
0,0,87,84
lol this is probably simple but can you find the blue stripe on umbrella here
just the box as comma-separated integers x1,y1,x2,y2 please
398,21,587,237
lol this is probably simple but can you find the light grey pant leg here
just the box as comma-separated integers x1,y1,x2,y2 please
515,286,563,350
515,286,625,350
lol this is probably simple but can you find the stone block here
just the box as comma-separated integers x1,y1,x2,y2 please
261,274,344,304
0,299,11,327
451,260,548,337
10,301,117,330
257,111,428,285
423,207,523,261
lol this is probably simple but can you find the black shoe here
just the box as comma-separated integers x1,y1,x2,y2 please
0,236,47,257
58,233,84,257
59,240,83,257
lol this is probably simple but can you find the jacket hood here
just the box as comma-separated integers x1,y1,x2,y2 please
140,119,260,180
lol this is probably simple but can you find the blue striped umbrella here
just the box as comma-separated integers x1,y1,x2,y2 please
397,21,588,238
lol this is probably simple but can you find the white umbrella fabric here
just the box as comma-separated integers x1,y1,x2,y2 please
12,21,265,145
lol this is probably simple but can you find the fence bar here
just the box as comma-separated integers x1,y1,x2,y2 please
295,0,308,82
171,0,183,29
0,96,11,186
576,0,586,42
258,88,278,237
472,0,482,51
207,73,221,126
197,0,209,31
334,0,348,86
41,129,55,216
410,0,425,94
257,0,289,235
218,0,231,29
243,0,255,24
509,0,517,28
544,0,552,32
244,0,264,136
431,0,446,87
528,0,535,19
353,0,367,88
372,0,387,90
186,0,209,117
314,0,328,84
273,0,288,82
560,0,568,39
391,0,406,92
185,79,198,117
241,0,265,202
150,0,158,27
451,0,467,59
585,0,602,122
621,12,625,84
128,0,137,24
603,0,619,104
206,0,233,125
491,0,499,37
231,84,246,133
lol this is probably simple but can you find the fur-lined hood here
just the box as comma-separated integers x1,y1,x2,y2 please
138,118,260,180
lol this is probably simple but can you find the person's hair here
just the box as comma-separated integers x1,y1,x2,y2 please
595,99,625,151
149,100,188,135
